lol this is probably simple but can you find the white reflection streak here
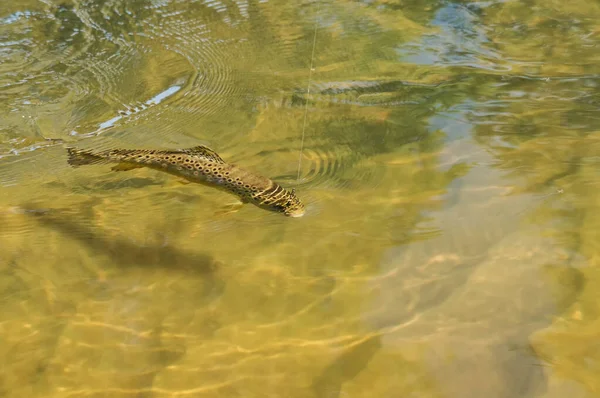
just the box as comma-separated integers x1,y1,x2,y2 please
79,84,182,137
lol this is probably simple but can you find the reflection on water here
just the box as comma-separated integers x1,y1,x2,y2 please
1,0,600,397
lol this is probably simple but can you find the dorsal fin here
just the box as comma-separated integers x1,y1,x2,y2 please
180,145,225,163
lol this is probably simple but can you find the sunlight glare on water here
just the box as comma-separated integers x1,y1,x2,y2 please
1,0,600,397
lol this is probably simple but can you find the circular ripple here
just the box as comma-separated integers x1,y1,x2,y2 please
297,149,387,193
224,140,387,193
297,145,353,188
1,1,322,164
2,0,242,147
61,0,251,147
143,17,244,120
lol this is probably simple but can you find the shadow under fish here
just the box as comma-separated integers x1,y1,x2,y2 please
24,206,225,301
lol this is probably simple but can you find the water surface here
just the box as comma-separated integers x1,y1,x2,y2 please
1,0,599,397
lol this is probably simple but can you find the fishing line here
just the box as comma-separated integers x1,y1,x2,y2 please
296,0,320,182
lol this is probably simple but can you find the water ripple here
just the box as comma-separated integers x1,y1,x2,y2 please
1,0,249,157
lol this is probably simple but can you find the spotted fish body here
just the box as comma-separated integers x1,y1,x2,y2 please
66,145,305,217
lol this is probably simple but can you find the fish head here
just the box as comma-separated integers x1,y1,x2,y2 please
282,188,305,218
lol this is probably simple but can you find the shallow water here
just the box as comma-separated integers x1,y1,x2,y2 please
1,0,600,397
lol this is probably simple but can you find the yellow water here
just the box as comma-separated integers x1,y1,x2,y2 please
1,0,600,397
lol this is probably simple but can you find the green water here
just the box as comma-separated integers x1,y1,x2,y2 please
1,0,600,397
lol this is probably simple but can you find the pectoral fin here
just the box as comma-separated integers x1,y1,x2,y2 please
111,163,143,172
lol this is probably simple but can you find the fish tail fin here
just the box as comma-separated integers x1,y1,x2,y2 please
66,147,107,167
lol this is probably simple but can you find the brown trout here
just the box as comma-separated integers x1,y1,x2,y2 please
66,145,305,217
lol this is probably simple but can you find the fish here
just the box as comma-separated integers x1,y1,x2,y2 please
66,145,305,217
